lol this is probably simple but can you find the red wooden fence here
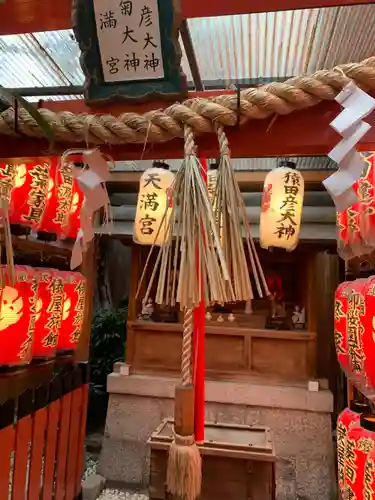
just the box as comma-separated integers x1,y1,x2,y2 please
0,361,89,500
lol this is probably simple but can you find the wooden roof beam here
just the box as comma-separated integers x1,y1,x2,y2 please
1,0,374,35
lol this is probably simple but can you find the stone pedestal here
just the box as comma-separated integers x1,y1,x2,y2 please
99,368,335,500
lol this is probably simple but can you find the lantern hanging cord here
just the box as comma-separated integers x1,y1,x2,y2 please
0,57,374,145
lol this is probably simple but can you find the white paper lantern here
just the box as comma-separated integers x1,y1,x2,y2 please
259,166,304,251
134,166,175,246
207,168,218,204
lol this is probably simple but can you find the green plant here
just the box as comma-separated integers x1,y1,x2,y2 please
90,305,127,391
88,304,127,429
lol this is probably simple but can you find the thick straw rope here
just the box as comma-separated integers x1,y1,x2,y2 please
181,308,194,386
1,58,375,145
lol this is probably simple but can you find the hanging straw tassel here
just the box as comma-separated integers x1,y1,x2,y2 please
166,308,202,500
138,125,231,311
214,125,270,299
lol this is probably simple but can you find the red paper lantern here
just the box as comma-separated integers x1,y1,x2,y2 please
34,270,65,355
9,161,51,228
334,281,352,373
346,414,375,499
38,158,75,236
0,163,17,202
337,401,370,497
346,280,367,388
65,179,85,239
360,275,375,394
361,415,375,500
32,268,63,359
57,271,87,352
0,265,38,366
359,153,375,247
336,153,375,259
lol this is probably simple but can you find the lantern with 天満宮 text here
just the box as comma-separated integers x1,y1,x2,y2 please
9,161,50,228
337,401,370,497
259,161,304,251
32,268,60,359
134,163,174,246
207,166,218,205
57,271,87,352
0,265,38,366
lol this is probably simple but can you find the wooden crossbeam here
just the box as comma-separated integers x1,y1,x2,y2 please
0,0,374,35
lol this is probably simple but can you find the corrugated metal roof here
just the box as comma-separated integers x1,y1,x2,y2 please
0,4,373,96
181,5,375,85
114,156,336,172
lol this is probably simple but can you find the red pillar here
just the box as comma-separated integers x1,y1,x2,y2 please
193,158,207,443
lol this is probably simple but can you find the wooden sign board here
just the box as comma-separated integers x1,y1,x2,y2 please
72,0,187,104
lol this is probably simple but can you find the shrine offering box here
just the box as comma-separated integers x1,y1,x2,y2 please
148,419,276,500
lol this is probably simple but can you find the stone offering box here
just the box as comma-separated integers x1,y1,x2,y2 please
148,418,276,500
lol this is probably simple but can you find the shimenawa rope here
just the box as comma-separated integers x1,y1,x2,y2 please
0,58,374,146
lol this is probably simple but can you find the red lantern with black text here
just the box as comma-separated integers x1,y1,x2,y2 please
0,265,37,366
337,401,370,497
0,163,16,203
9,161,51,228
334,281,352,374
359,153,375,247
38,158,75,236
346,280,367,390
336,152,375,259
360,275,375,394
57,271,87,352
346,414,375,499
32,268,62,359
35,270,65,357
65,179,85,239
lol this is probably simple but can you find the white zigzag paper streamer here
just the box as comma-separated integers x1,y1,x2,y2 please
323,83,375,212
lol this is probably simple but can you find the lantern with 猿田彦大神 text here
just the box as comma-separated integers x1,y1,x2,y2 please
57,271,87,352
9,161,51,228
0,265,38,366
32,268,62,360
38,158,76,236
345,414,375,499
337,401,370,498
259,161,304,252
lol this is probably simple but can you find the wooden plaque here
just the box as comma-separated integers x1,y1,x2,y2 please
72,0,187,105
